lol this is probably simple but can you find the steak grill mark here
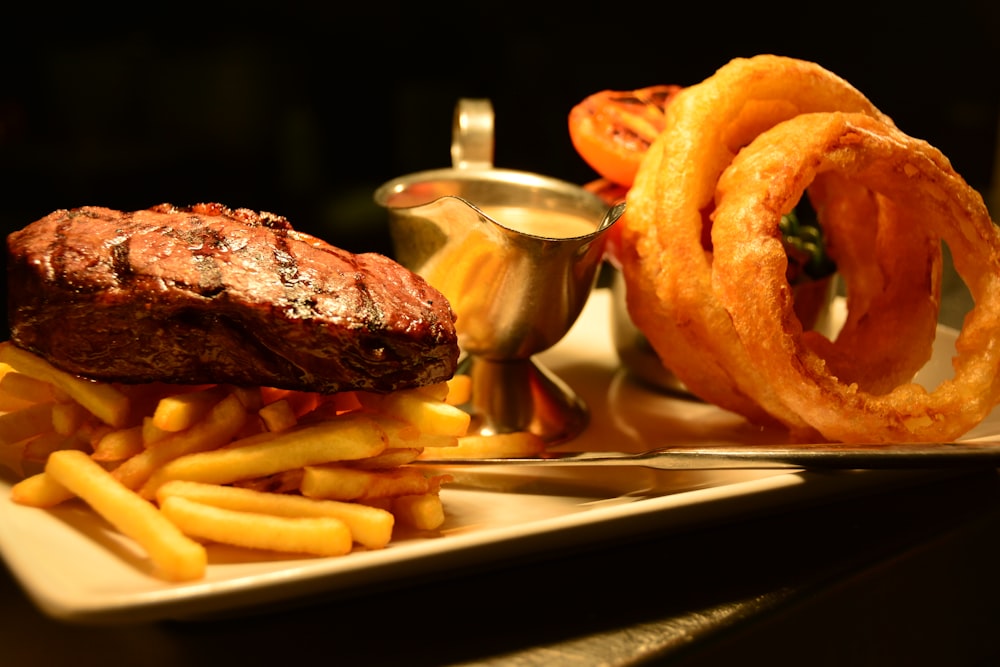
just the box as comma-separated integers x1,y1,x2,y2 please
6,203,459,393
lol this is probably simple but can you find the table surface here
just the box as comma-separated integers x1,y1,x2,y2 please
4,466,1000,667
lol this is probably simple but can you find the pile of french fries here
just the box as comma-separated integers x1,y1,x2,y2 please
0,340,543,582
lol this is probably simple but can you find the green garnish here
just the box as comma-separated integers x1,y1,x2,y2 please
780,199,836,284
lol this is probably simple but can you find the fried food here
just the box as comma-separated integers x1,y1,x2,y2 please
1,201,548,580
158,495,355,559
621,54,946,439
798,172,941,396
2,345,470,580
156,480,395,550
45,449,208,582
711,111,1000,442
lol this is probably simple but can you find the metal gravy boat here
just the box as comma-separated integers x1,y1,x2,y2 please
374,99,623,445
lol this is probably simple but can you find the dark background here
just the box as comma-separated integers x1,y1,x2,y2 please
2,3,998,339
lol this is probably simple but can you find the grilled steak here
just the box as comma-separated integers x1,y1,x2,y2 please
6,203,459,393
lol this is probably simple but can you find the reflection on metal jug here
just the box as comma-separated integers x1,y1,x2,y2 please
375,98,623,444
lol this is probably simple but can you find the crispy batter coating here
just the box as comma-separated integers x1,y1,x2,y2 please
711,112,1000,442
623,54,944,440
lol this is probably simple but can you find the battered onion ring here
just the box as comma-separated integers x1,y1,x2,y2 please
622,54,941,436
711,112,1000,443
805,173,940,394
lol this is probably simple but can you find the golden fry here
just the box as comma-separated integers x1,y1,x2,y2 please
300,465,438,501
51,401,91,436
0,342,130,427
419,430,546,460
0,403,54,447
114,393,248,491
391,493,446,531
258,398,297,432
152,386,225,432
156,480,394,549
22,432,89,463
92,425,145,462
139,413,387,498
366,389,471,437
10,471,75,507
230,469,303,494
142,416,171,446
444,375,472,406
0,370,56,404
229,386,263,411
414,381,450,402
347,447,422,470
367,414,459,450
159,496,353,557
0,387,35,413
3,342,463,579
45,450,207,581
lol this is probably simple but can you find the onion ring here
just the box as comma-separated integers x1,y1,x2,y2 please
805,173,941,394
622,54,942,437
711,111,1000,442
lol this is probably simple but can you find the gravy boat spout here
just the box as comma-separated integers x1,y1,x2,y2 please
389,193,621,359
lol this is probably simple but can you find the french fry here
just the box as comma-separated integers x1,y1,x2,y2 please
156,480,395,550
221,386,257,413
10,471,75,507
231,469,303,494
347,447,423,470
159,495,353,557
0,387,35,413
366,414,420,441
0,370,56,404
419,430,546,459
0,341,130,427
414,381,450,402
22,431,89,463
2,341,465,580
367,414,459,450
391,493,446,531
45,450,207,581
113,393,248,491
92,424,145,462
364,389,471,437
51,401,92,436
219,427,283,450
139,413,387,498
258,398,297,432
444,375,472,406
152,386,225,432
81,421,114,447
300,465,437,501
142,416,172,446
0,403,54,447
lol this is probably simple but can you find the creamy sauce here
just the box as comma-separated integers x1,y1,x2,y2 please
479,205,598,239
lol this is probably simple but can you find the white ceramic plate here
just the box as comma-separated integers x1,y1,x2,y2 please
0,290,991,625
